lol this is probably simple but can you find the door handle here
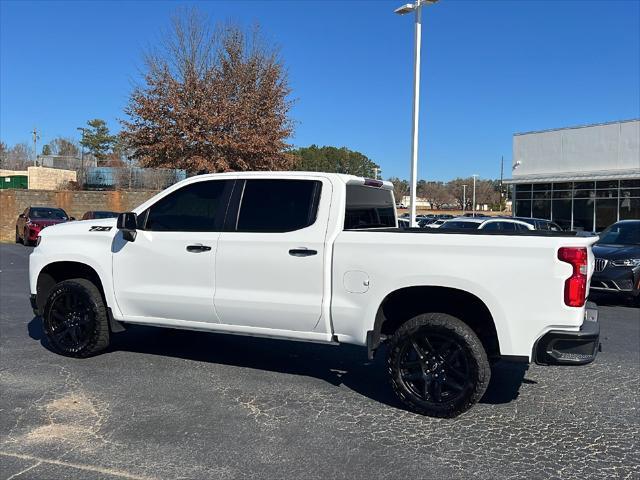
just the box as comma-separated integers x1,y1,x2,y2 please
289,248,317,257
186,244,212,253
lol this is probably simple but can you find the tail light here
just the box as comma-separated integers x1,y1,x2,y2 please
558,247,588,307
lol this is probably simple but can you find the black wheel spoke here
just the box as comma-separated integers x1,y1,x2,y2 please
442,375,465,392
431,379,443,402
410,338,425,358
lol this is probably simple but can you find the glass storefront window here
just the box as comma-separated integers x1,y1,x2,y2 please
573,198,594,231
596,180,619,189
532,183,551,191
595,198,618,231
517,183,532,192
552,199,572,230
553,182,573,191
620,179,640,188
515,200,532,218
595,189,618,198
620,197,640,220
553,190,572,199
532,200,551,219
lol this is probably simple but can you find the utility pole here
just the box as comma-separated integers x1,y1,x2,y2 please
77,127,86,188
32,128,39,166
462,184,467,213
472,174,479,217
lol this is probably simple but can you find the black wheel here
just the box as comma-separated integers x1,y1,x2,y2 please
15,228,22,244
387,313,491,418
42,279,110,357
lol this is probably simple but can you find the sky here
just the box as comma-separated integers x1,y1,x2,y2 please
1,0,639,181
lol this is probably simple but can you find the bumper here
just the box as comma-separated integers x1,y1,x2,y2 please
534,302,600,365
590,269,640,296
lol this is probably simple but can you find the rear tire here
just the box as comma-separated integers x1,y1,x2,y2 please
42,279,110,358
387,312,491,418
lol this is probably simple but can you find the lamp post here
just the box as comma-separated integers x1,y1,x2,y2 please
394,0,439,227
472,174,479,217
462,184,467,213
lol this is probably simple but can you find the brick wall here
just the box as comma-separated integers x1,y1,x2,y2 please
1,190,158,242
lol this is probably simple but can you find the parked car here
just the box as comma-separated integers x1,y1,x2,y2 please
435,214,455,219
397,218,411,229
424,218,448,228
30,172,599,418
418,217,438,228
511,217,563,231
590,220,640,304
440,217,534,231
16,206,71,246
463,212,489,218
82,211,119,220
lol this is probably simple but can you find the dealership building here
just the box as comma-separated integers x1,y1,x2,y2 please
506,119,640,231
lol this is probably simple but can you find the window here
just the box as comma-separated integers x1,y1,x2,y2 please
144,180,229,232
237,179,321,232
515,200,532,218
29,207,68,220
344,185,395,229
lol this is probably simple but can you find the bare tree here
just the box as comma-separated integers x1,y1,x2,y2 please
388,177,409,204
418,181,454,210
121,8,294,174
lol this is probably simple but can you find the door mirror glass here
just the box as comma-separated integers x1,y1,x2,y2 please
18,213,25,218
117,212,138,242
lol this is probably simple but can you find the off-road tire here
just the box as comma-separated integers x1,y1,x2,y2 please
42,278,110,358
387,312,491,418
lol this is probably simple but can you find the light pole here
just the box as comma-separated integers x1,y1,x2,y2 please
472,174,479,217
394,0,439,227
462,184,467,213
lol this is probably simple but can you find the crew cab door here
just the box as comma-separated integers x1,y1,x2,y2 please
214,178,331,332
112,179,232,323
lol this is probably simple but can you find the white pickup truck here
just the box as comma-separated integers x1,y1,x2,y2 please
29,172,600,417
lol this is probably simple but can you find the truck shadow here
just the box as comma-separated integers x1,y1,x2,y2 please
28,318,529,411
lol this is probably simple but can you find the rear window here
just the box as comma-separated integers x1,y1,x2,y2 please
344,185,395,229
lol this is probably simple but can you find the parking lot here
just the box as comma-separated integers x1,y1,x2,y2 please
0,243,638,480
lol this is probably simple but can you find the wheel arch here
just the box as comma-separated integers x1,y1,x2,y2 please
367,285,501,361
36,261,106,313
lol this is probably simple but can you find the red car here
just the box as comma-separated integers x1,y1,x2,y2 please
15,206,72,246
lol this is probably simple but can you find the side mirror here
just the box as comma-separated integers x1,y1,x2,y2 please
117,212,138,242
19,213,25,218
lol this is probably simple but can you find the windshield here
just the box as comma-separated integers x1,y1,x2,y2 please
597,222,640,245
440,221,480,230
93,211,118,219
30,207,67,220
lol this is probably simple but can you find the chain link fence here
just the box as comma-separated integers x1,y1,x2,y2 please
81,167,187,191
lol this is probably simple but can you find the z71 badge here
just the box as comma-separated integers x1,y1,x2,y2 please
89,226,112,232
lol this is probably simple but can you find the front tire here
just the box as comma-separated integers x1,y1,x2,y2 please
15,228,22,244
42,279,110,357
387,313,491,418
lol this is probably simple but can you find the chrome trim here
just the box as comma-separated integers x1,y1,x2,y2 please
594,258,608,273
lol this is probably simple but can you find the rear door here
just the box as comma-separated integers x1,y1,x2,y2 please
214,177,331,332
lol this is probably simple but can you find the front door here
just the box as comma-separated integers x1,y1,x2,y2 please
112,179,232,323
214,178,331,332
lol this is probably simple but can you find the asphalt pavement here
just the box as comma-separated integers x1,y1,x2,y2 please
1,243,638,480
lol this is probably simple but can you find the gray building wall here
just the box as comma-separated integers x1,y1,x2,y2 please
512,119,639,180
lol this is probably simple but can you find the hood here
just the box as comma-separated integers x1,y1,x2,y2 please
39,217,118,236
29,218,68,227
592,244,640,260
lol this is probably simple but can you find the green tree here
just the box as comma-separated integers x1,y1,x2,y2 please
292,145,380,178
81,119,116,163
387,177,409,204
